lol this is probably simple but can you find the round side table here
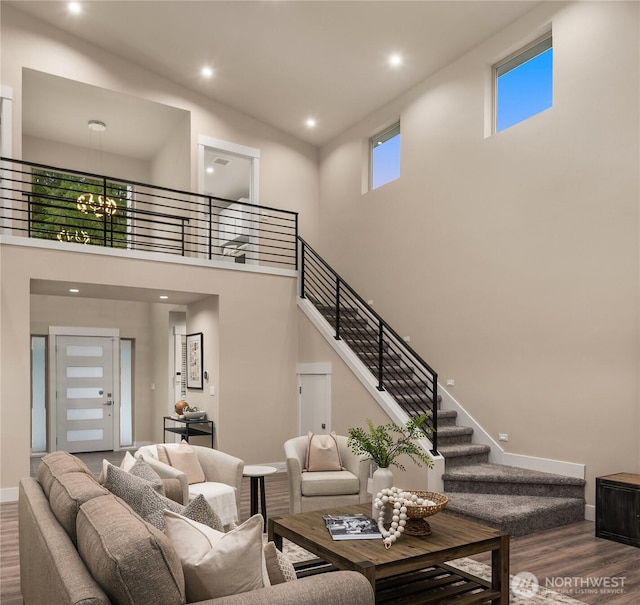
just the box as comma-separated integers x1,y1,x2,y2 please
243,465,278,532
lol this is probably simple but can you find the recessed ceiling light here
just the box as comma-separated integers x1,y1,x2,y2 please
69,288,80,293
159,295,169,300
389,54,403,67
201,66,214,78
68,2,82,15
305,118,317,128
206,166,214,174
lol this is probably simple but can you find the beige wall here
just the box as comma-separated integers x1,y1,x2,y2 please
186,297,219,428
1,4,320,244
23,136,152,184
0,243,298,491
318,1,640,503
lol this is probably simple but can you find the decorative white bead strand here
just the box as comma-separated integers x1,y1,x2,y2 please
373,487,436,548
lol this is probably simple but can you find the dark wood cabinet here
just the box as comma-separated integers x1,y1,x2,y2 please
596,473,640,548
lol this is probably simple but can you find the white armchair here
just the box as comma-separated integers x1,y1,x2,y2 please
284,434,371,514
135,443,244,529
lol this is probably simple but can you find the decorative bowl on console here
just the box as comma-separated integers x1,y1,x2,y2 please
184,410,206,420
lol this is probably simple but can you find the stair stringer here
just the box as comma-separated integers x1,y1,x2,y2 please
438,386,504,465
298,296,445,492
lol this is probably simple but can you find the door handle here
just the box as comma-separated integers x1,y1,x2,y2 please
321,423,326,429
103,401,113,406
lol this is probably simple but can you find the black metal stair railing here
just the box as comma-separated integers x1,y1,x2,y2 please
299,237,439,454
0,157,298,270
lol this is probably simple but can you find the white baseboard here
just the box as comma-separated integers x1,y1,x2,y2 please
585,504,596,522
1,487,19,503
502,452,585,480
134,440,154,449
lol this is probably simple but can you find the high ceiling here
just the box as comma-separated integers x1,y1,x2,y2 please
10,0,540,149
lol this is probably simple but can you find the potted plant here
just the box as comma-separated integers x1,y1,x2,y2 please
348,414,434,519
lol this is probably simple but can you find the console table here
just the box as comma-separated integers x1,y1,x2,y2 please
163,416,215,448
596,472,640,548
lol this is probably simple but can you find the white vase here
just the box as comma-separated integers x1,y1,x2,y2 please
372,466,394,523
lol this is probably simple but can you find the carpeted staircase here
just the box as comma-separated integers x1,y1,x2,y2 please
438,407,586,536
304,295,586,537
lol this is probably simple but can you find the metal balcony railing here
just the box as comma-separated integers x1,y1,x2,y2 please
299,238,439,453
0,157,298,270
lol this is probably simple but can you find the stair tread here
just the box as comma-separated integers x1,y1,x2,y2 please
443,463,585,486
438,425,473,436
443,492,585,536
444,492,584,521
438,443,490,457
436,410,457,418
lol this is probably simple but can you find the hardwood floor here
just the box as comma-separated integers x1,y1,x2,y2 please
2,453,639,604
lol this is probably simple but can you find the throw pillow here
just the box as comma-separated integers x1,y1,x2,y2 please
164,511,269,601
157,444,171,465
139,486,223,532
263,541,297,584
103,463,160,513
128,458,164,494
98,451,146,485
305,432,342,471
157,441,206,484
120,450,137,472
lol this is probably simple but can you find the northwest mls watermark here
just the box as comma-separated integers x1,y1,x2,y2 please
511,572,627,599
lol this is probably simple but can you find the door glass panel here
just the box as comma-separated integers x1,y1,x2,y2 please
120,339,133,447
67,429,104,442
31,336,47,452
67,408,103,421
66,387,103,399
66,345,103,357
67,366,104,378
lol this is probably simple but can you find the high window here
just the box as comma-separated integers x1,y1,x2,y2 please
370,123,400,190
495,34,553,133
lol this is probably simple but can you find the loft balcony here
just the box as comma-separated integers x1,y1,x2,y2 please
0,157,298,276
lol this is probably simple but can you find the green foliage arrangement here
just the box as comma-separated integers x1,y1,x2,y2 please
347,414,434,472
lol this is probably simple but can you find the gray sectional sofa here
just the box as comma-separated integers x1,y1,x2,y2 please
18,451,374,605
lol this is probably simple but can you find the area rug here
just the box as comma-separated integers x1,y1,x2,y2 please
273,539,586,605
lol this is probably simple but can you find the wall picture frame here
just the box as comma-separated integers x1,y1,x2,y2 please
186,332,204,390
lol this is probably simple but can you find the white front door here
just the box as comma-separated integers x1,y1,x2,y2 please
56,335,115,453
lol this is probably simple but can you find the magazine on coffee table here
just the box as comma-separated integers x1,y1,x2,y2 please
323,514,382,540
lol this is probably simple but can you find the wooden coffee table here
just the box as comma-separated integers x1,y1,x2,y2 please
268,504,509,604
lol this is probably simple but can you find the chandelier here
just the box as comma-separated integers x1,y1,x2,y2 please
76,120,117,218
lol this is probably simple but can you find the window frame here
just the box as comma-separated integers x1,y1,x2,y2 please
369,122,401,191
493,32,553,133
